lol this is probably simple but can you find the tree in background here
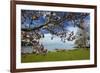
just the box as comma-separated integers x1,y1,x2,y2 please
74,17,90,48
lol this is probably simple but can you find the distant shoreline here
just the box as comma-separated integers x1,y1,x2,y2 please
21,46,77,53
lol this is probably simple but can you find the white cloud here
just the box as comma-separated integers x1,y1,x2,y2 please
40,33,75,50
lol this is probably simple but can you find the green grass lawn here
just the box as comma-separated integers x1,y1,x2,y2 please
21,48,90,63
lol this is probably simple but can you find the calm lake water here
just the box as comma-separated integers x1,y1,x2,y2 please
21,46,33,53
21,46,76,53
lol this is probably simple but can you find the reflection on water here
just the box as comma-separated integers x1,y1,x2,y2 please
21,46,33,53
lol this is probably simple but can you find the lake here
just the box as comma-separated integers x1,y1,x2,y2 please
21,46,76,53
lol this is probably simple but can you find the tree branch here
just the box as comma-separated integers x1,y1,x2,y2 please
22,21,51,31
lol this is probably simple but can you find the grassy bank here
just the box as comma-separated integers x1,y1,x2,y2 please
21,48,90,63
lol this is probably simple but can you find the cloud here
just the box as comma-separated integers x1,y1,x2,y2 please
40,33,75,50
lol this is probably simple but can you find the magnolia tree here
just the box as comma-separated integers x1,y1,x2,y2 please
21,10,90,52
